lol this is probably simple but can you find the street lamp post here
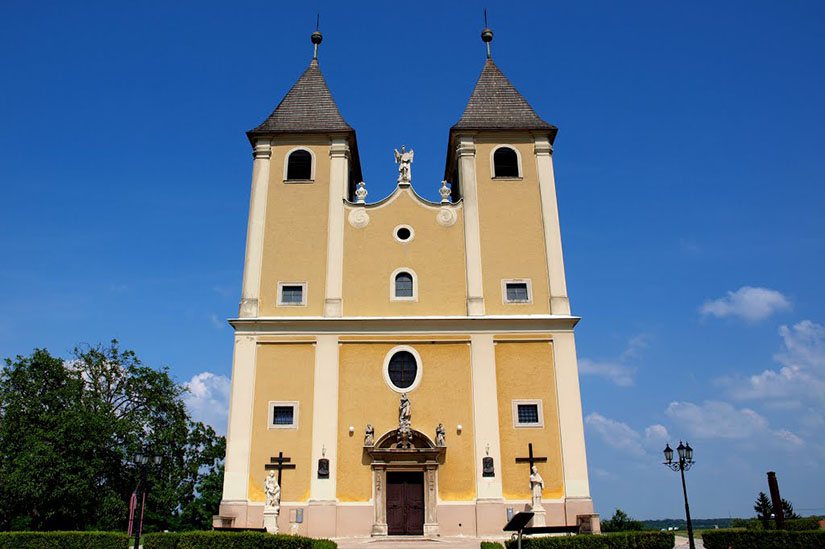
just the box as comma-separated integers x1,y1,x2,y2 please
663,441,695,549
130,451,162,549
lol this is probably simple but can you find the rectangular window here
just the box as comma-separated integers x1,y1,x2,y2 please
517,404,539,424
268,401,298,429
277,282,307,306
512,399,544,428
502,279,532,304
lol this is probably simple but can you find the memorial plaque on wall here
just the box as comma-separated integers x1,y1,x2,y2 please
317,458,329,479
482,456,495,477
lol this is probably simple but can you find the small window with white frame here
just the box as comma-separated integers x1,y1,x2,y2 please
268,401,299,429
283,148,315,182
502,279,532,304
277,282,307,306
390,268,418,301
512,399,544,428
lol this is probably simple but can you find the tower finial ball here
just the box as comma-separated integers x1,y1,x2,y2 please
311,30,323,45
481,28,493,43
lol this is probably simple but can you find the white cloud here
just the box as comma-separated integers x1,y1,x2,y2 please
579,334,648,386
585,413,669,457
665,400,803,447
700,286,791,322
579,359,635,387
208,313,226,329
183,372,231,434
721,320,825,403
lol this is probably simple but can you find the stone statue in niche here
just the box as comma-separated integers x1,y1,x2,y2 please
364,423,374,446
435,423,446,446
264,470,281,511
529,465,545,511
394,145,414,184
397,393,412,449
317,458,329,479
482,456,495,477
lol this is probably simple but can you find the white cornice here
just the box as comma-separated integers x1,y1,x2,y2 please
228,314,580,334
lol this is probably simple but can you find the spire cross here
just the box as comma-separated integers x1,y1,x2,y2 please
311,15,322,60
481,10,493,59
515,442,548,471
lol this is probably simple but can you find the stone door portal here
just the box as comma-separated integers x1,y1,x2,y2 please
386,472,424,535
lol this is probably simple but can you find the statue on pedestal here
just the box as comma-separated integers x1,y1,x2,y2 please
435,423,446,446
394,146,414,184
263,470,281,534
364,423,375,446
529,465,545,511
397,393,412,449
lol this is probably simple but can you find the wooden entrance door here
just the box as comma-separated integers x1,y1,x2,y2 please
386,472,425,535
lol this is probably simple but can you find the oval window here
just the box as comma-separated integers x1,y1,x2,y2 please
388,351,417,389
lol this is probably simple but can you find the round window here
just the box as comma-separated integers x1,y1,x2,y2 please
393,225,414,243
388,351,416,389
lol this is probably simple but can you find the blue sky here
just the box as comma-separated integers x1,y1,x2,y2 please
2,1,824,520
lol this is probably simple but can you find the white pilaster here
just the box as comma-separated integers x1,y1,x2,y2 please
309,335,340,501
222,335,258,502
324,139,349,317
470,334,503,499
239,139,272,318
457,136,485,316
534,137,570,316
552,332,590,498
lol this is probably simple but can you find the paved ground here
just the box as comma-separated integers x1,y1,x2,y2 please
334,537,489,549
673,535,704,549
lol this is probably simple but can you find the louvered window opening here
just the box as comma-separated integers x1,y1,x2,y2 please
506,282,529,302
517,404,540,424
493,147,519,177
388,351,417,389
272,406,295,425
287,150,312,180
395,273,413,297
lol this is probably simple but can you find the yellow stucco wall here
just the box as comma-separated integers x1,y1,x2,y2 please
337,340,475,501
259,140,331,316
495,340,564,500
342,189,466,316
475,139,551,315
248,343,315,502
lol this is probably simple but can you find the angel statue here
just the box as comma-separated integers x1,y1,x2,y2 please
394,145,414,184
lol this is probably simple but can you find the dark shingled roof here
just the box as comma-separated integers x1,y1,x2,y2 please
451,59,557,135
248,59,353,137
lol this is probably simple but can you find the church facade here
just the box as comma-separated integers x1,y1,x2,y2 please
217,28,597,539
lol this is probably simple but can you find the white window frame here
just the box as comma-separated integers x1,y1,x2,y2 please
512,399,544,428
393,224,415,243
490,144,523,179
283,147,316,182
268,401,299,429
390,267,418,302
277,281,307,307
502,278,533,304
382,345,423,393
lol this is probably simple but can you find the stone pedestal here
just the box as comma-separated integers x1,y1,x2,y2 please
530,505,547,527
264,508,279,534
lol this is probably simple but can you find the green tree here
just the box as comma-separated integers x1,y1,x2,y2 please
601,508,645,532
781,497,800,520
0,341,225,532
754,492,772,528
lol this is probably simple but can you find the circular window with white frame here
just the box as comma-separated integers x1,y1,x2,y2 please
393,224,414,243
382,345,423,393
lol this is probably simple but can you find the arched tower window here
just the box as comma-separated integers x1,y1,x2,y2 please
395,272,413,297
286,149,313,180
492,146,520,178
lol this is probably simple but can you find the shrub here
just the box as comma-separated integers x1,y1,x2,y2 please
742,517,821,531
703,529,825,549
481,543,505,549
142,531,335,549
504,531,673,549
0,532,129,549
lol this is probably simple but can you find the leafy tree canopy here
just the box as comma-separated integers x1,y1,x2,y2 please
601,508,646,532
0,341,225,532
